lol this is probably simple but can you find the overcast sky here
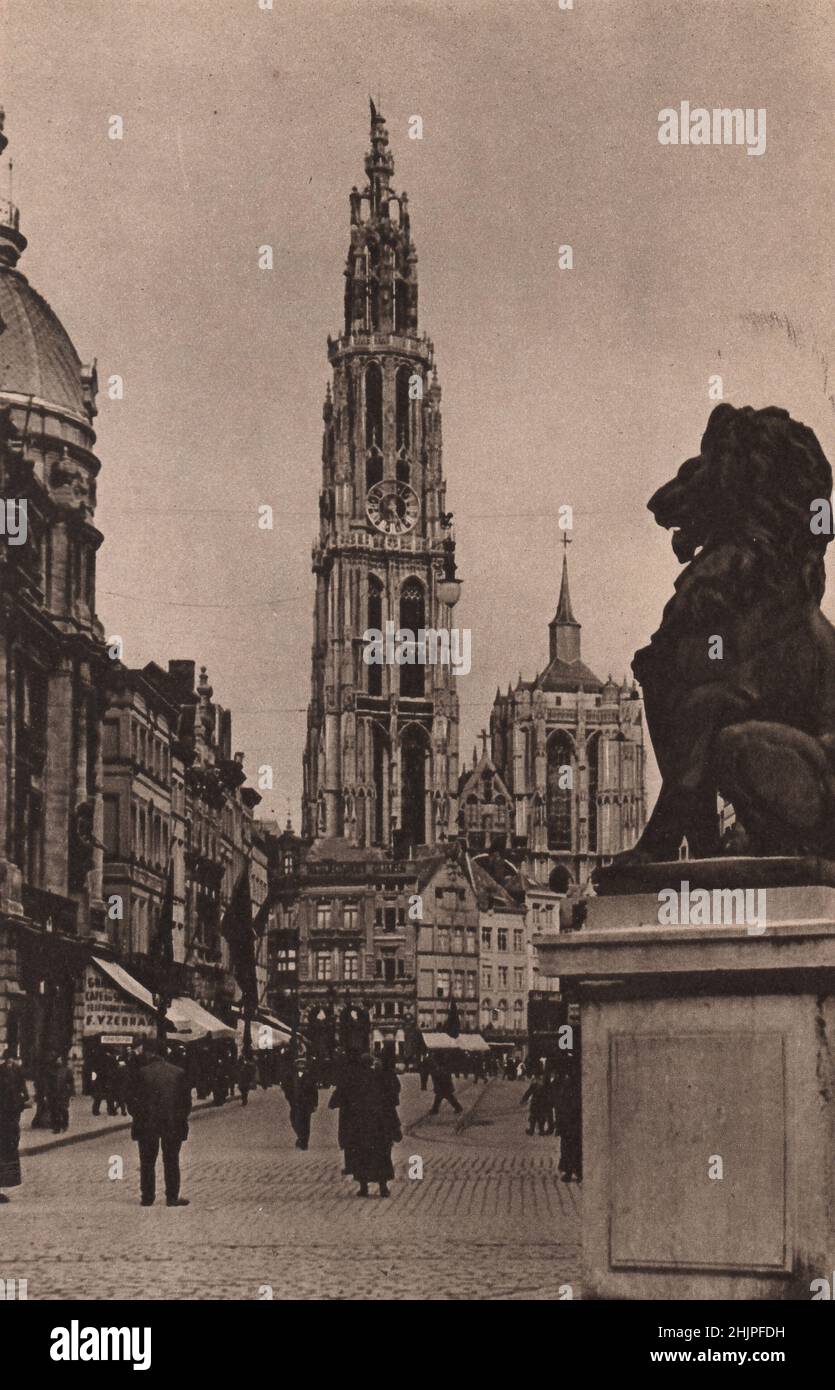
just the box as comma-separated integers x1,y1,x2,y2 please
2,0,833,826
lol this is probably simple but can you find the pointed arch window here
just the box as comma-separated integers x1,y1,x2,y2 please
396,366,411,450
367,576,383,696
399,579,425,697
547,731,574,851
401,724,427,848
365,362,383,450
586,733,600,855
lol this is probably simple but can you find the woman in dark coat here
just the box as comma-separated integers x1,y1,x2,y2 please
329,1051,363,1175
339,1054,399,1198
0,1049,29,1202
46,1055,74,1133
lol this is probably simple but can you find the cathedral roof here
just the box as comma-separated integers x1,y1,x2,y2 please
467,856,524,910
534,654,603,693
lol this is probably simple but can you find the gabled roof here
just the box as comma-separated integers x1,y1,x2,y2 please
457,749,512,802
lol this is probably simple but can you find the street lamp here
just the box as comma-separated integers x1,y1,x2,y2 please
436,533,462,609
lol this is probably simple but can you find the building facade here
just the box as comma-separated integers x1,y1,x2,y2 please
414,852,480,1036
101,660,269,1019
302,102,460,854
292,841,422,1058
0,110,113,1075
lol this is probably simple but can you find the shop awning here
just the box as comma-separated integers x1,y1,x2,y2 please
92,957,156,1012
231,1007,293,1050
86,958,159,1039
420,1031,492,1053
90,960,234,1042
168,996,235,1042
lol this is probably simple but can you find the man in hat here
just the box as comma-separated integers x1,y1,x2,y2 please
126,1038,192,1207
286,1056,318,1150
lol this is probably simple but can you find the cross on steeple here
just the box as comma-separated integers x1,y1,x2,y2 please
479,728,489,757
549,530,581,665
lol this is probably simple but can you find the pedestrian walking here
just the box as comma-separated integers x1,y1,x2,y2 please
0,1049,29,1204
113,1055,130,1116
211,1048,229,1106
90,1048,110,1116
429,1056,463,1115
286,1057,318,1149
520,1073,549,1136
340,1054,398,1198
46,1055,74,1133
329,1050,363,1174
236,1053,256,1106
126,1038,192,1207
555,1069,582,1183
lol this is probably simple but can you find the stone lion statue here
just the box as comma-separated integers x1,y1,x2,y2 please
624,401,835,862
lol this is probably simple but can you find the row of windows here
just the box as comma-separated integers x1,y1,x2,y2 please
420,926,477,954
482,999,526,1030
482,966,526,990
420,969,478,1000
130,720,171,784
314,902,415,932
312,950,409,983
481,926,525,952
129,800,169,864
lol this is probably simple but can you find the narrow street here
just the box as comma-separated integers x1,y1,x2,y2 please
3,1076,580,1300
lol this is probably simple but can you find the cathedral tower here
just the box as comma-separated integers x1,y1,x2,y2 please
487,545,646,889
303,103,460,851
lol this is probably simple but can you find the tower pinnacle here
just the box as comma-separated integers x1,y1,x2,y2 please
0,109,27,269
549,538,581,664
344,105,417,337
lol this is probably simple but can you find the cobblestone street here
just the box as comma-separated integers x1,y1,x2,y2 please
2,1077,580,1300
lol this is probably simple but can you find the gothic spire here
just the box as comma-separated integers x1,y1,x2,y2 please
549,543,581,664
344,103,417,337
557,550,576,622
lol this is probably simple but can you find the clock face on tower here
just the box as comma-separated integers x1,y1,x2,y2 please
365,479,420,535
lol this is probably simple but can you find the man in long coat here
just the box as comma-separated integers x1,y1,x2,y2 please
286,1057,318,1149
0,1049,29,1203
338,1055,398,1197
127,1038,192,1206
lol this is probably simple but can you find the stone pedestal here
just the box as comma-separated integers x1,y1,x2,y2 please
535,882,835,1299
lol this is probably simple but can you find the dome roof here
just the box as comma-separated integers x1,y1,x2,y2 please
0,267,87,418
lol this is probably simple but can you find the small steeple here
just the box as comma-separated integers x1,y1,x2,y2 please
365,99,395,214
549,535,581,664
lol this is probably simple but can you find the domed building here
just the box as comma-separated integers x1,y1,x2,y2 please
0,109,112,1081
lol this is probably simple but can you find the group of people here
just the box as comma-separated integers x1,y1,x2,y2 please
1,1034,584,1208
274,1048,402,1198
521,1065,582,1182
